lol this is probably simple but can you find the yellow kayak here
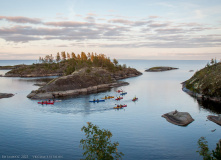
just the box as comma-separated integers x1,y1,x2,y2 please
113,105,127,109
113,106,123,109
102,96,114,99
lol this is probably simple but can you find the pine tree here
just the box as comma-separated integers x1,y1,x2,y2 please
61,51,66,61
91,52,94,62
77,54,81,59
56,52,61,63
81,52,87,61
49,54,54,63
67,52,70,59
71,52,76,59
113,58,118,66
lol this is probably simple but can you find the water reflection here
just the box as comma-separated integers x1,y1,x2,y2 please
184,93,221,114
197,100,221,114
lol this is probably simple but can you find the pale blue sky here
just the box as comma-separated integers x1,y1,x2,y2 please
0,0,220,60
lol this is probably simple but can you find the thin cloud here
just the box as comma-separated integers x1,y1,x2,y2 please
44,21,88,27
84,16,96,23
149,16,159,19
87,13,97,16
155,28,185,34
0,16,42,24
1,35,42,43
56,45,70,47
149,23,170,28
108,19,133,25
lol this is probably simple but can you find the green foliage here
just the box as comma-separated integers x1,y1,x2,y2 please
56,52,61,62
123,64,127,69
7,51,128,76
197,137,221,160
80,122,124,160
113,59,118,66
65,66,75,75
185,62,221,97
86,68,91,73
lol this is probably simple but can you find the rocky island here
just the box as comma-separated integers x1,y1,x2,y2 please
0,93,14,99
5,52,142,99
27,67,141,99
182,61,221,103
145,66,178,72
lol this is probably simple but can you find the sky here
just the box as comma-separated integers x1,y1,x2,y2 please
0,0,221,60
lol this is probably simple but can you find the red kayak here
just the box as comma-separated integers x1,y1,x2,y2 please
116,90,123,93
115,97,123,100
38,101,54,105
132,98,138,101
113,105,127,109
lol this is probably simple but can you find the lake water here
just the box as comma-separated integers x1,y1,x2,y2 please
0,60,220,160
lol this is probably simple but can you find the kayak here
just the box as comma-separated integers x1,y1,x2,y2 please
132,98,138,101
113,104,127,109
116,90,123,93
113,106,123,109
38,101,54,105
89,99,105,103
120,92,127,95
102,96,114,99
115,97,123,100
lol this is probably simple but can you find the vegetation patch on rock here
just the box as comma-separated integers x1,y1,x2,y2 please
183,60,221,103
5,52,133,77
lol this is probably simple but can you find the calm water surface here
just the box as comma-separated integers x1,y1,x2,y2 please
0,60,220,160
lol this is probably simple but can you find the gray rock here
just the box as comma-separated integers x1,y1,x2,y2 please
27,92,36,98
207,115,221,126
162,110,194,126
31,92,53,99
0,93,14,99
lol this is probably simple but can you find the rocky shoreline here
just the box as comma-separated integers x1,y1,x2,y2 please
5,73,63,77
182,81,221,103
27,81,129,99
145,66,178,72
27,67,142,99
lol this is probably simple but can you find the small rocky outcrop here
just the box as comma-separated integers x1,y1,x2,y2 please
162,110,194,126
0,93,14,99
27,67,142,99
145,66,178,72
207,115,221,126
